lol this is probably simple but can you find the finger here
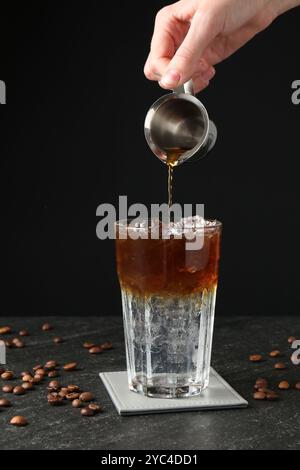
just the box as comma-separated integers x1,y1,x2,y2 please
144,7,179,81
160,9,220,89
192,66,216,93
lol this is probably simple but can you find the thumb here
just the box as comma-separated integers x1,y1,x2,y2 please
160,10,219,89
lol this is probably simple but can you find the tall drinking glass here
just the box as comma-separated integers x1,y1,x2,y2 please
115,218,222,398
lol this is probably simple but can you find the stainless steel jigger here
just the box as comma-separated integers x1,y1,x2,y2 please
144,80,217,166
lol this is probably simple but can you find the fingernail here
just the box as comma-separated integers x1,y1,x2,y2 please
160,69,181,88
201,67,215,82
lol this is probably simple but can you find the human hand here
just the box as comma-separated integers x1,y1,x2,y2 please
144,0,299,92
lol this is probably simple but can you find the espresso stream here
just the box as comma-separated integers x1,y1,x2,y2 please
166,147,187,207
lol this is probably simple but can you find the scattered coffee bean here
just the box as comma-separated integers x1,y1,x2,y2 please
278,381,290,390
288,336,296,344
10,416,28,427
81,406,94,417
295,382,300,390
0,398,12,407
35,368,46,376
44,360,57,370
22,374,33,382
21,371,32,378
42,323,52,331
19,329,29,337
253,391,266,400
2,385,13,393
255,378,268,388
48,370,59,378
66,392,80,401
0,326,11,334
266,391,279,401
48,380,60,389
269,350,280,358
88,403,102,413
12,338,20,345
48,395,64,406
58,389,68,398
63,362,77,371
67,384,80,392
13,385,25,395
101,342,113,350
89,346,102,354
274,362,286,370
15,340,25,349
22,382,33,391
249,354,262,362
83,341,95,349
53,336,63,344
31,376,43,384
79,392,94,402
72,399,82,408
33,364,43,372
1,371,14,380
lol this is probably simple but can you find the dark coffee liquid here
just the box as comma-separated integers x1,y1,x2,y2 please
165,148,187,207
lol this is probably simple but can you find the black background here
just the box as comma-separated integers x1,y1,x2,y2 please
0,1,299,317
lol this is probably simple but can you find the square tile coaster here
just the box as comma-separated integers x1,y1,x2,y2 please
100,368,248,416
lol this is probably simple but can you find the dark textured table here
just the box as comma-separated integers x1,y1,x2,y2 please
0,316,299,450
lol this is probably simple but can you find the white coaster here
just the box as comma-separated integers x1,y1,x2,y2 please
100,368,248,416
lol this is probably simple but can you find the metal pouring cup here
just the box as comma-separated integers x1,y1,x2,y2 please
144,80,217,166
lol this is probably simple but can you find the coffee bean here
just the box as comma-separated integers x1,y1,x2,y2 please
1,371,14,380
5,340,13,348
266,391,279,401
101,342,113,351
257,387,270,393
44,360,57,370
22,374,33,382
72,399,82,408
89,346,102,354
48,395,64,406
63,362,77,371
288,336,296,344
66,392,80,401
79,392,94,402
13,385,25,395
15,340,25,349
22,382,33,391
10,416,28,427
48,380,60,389
33,364,43,372
30,376,42,384
274,362,286,370
83,341,95,349
58,389,68,398
81,406,94,416
42,323,52,331
0,398,12,407
88,403,102,413
12,338,20,345
0,326,11,334
53,336,63,344
255,378,268,388
269,350,280,358
295,382,300,390
2,385,13,393
249,354,262,362
19,329,29,336
48,370,59,378
67,384,80,392
21,371,32,378
253,391,266,400
278,381,290,390
35,368,46,376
